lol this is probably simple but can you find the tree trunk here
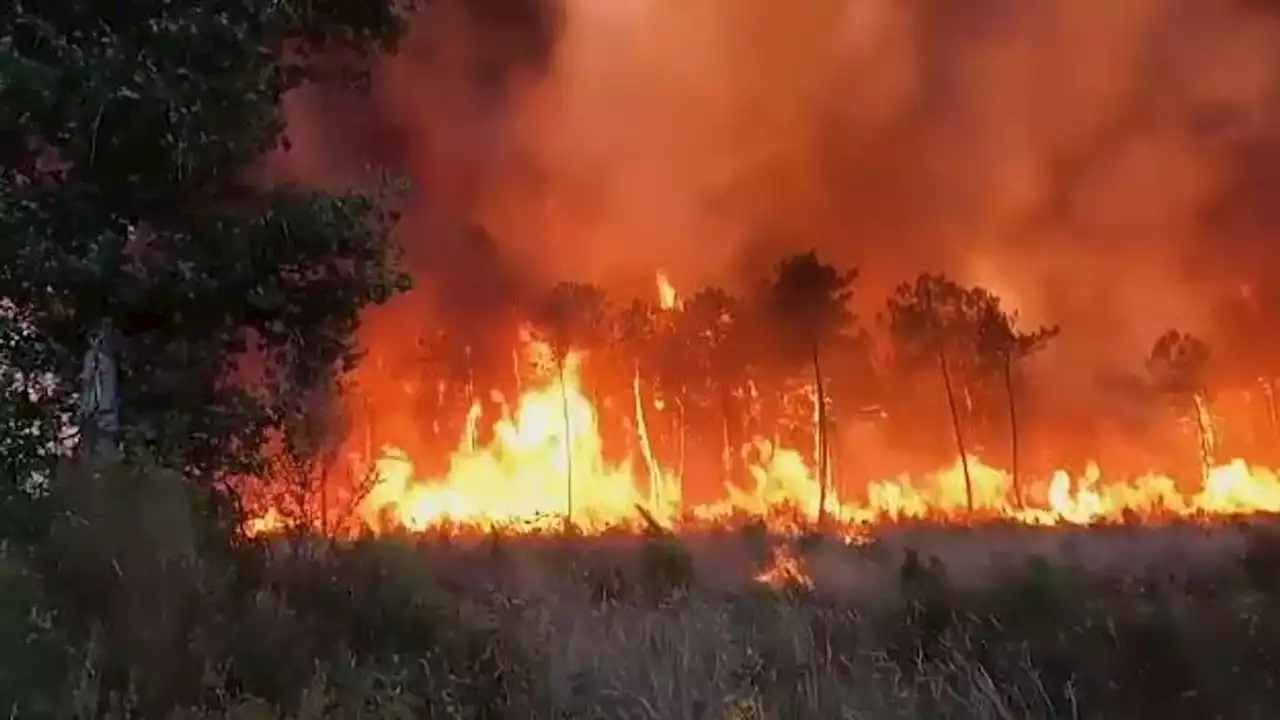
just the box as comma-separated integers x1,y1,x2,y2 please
829,417,840,521
512,348,523,395
1263,378,1278,453
464,345,476,454
721,382,746,490
633,362,663,509
1002,353,1022,507
320,465,329,537
721,390,733,486
676,397,687,519
77,319,120,459
812,344,829,529
939,351,974,513
559,358,573,530
1191,391,1213,484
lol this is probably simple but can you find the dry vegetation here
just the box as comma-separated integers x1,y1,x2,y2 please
2,459,1279,719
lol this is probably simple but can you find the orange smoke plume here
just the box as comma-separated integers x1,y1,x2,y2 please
253,2,1280,538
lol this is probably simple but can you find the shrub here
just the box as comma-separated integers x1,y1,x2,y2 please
637,535,695,601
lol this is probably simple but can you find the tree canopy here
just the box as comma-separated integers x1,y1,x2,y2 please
0,0,412,532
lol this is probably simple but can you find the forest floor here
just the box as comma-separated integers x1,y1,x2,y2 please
6,466,1280,719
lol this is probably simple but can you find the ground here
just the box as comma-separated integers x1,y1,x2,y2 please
9,477,1280,719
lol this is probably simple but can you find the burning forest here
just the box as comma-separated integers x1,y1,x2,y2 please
17,0,1280,716
240,0,1280,540
247,258,1280,538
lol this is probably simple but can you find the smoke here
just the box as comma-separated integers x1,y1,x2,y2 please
497,0,1280,347
278,0,1280,428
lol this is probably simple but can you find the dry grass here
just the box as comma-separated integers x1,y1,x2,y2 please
7,459,1280,719
331,520,1276,719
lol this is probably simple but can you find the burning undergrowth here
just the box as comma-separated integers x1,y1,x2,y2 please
245,260,1280,539
253,0,1280,543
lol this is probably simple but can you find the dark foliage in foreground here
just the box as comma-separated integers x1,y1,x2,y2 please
3,459,1280,718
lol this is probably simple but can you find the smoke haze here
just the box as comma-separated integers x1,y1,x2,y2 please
276,0,1280,417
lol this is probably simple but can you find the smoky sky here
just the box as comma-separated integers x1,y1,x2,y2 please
274,0,1280,414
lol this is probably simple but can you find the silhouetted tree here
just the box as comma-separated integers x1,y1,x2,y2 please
885,273,991,513
976,304,1060,506
536,281,610,527
433,226,529,409
680,286,746,489
615,298,668,505
1147,330,1215,479
1210,284,1280,450
765,251,857,527
652,289,693,491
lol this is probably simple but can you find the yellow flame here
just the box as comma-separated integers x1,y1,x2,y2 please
755,547,813,589
247,334,1280,537
656,270,680,311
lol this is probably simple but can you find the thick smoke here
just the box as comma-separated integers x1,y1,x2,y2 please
272,0,562,419
487,0,1280,349
278,0,1280,447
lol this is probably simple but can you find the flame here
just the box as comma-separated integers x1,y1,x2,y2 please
245,328,1280,538
353,341,682,532
656,270,680,311
241,283,1280,537
755,546,813,590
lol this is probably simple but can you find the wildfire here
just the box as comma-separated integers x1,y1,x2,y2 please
250,341,1280,537
755,546,814,590
245,271,1280,538
347,339,679,532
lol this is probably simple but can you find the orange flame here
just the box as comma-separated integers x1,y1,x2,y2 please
354,340,681,532
755,546,813,589
656,270,680,311
246,330,1280,537
243,272,1280,537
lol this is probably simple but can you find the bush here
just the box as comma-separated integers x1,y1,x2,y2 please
0,553,73,718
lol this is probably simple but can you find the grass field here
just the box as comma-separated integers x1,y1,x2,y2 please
6,462,1280,718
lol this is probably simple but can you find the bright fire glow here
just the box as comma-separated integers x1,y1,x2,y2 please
246,272,1280,538
656,270,680,311
355,342,682,532
755,546,814,589
250,338,1280,536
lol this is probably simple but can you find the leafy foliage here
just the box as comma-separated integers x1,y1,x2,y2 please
885,273,995,375
975,300,1060,372
885,273,1058,437
5,3,1279,719
763,251,858,362
0,0,412,525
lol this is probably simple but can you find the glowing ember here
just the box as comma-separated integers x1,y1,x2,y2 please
755,547,813,590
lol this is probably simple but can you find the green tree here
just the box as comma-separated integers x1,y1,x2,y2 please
976,302,1059,506
535,281,610,528
764,251,857,528
0,0,410,536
